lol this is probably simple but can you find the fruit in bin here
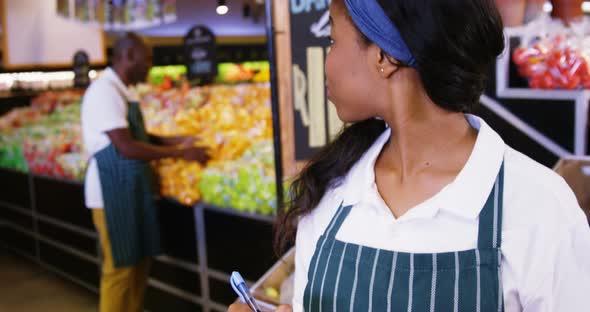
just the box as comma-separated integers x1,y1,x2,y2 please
57,153,87,181
264,287,280,300
136,83,275,207
222,64,255,83
0,92,85,180
513,33,590,90
540,72,557,89
198,140,279,215
0,134,28,172
252,69,270,83
513,46,542,66
0,83,277,208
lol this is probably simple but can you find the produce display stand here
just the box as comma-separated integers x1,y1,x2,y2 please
478,27,590,168
0,167,278,312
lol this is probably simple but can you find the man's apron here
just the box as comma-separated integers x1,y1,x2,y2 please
94,95,161,268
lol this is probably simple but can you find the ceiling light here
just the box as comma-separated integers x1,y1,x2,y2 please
543,2,553,13
217,0,229,15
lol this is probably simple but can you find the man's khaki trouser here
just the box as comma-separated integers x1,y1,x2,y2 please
92,209,151,312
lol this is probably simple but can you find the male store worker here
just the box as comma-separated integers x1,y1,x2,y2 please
82,32,209,312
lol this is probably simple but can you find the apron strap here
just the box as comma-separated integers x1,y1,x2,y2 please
322,202,354,240
477,161,505,249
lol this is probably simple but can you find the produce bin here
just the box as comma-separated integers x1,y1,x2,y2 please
252,248,295,311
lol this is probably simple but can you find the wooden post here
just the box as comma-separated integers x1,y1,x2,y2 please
272,0,299,178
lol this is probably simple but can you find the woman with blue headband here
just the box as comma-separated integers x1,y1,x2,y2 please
230,0,590,311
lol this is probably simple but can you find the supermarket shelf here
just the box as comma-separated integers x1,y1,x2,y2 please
207,268,233,284
36,213,97,239
0,90,41,99
0,197,97,239
38,260,99,293
160,196,190,207
148,278,203,305
2,220,99,264
3,175,276,225
1,220,35,237
207,267,256,287
1,240,99,294
494,31,590,156
32,174,84,186
155,254,200,274
210,302,230,312
496,40,590,101
194,203,211,312
0,200,32,216
480,95,572,158
0,167,28,175
201,203,275,224
0,171,279,312
0,241,37,262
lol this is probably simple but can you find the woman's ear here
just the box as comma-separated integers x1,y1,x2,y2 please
374,49,401,78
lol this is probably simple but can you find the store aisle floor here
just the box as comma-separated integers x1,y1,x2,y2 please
0,248,98,312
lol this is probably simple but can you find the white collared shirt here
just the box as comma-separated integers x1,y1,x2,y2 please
293,115,590,312
81,68,134,209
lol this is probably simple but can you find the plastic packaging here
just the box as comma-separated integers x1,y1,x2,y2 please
512,15,590,90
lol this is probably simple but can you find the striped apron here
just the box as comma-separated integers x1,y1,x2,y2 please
94,100,162,268
303,164,505,312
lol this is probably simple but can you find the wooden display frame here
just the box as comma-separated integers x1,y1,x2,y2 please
273,0,305,178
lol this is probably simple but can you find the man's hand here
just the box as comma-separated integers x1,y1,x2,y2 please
150,134,201,147
179,136,199,148
106,128,209,162
179,146,211,165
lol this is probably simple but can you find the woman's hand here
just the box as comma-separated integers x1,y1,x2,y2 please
227,303,293,312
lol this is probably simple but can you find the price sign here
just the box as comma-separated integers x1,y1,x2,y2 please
73,50,90,89
184,25,217,82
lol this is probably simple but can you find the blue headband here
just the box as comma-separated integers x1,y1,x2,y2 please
344,0,417,68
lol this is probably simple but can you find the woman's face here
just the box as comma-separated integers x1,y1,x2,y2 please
325,1,381,123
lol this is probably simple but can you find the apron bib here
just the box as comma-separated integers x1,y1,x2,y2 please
303,164,505,312
94,95,161,268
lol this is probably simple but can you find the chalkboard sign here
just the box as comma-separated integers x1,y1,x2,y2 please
73,50,90,89
184,25,217,82
290,1,343,160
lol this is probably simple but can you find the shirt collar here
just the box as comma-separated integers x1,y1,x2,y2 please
340,114,505,220
102,67,134,101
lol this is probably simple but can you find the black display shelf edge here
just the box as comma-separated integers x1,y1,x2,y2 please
32,174,84,187
200,203,275,224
